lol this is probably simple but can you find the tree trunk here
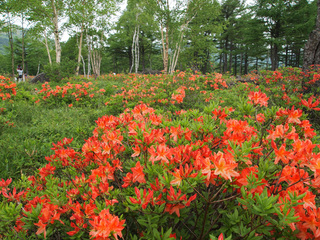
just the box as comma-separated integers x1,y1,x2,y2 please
169,31,183,74
76,24,84,76
81,55,86,76
285,45,288,67
128,46,132,71
219,53,222,73
163,23,169,73
296,48,301,67
135,25,140,73
244,52,248,74
141,38,146,72
270,21,281,71
86,32,91,78
130,27,136,73
130,19,140,74
303,0,320,70
7,12,15,77
43,30,52,65
51,0,61,63
229,41,233,73
169,10,195,74
37,62,40,75
270,43,279,71
234,53,237,76
22,14,25,73
223,38,228,73
202,48,210,74
91,49,101,77
239,50,243,75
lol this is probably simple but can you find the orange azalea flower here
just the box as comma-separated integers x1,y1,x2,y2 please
149,114,162,125
302,191,316,210
2,187,24,202
212,107,229,123
267,124,288,140
213,152,239,181
248,90,269,107
306,153,320,177
39,163,56,180
129,187,154,209
256,113,265,123
287,106,302,124
200,157,214,186
170,164,196,187
164,203,185,217
155,143,170,164
164,186,196,217
301,96,320,111
0,178,12,191
271,141,293,164
131,161,146,184
131,145,141,157
35,220,48,238
89,209,125,240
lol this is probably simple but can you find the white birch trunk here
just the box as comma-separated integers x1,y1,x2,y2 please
43,30,52,65
76,24,84,76
130,11,140,74
81,55,86,77
51,0,61,63
135,25,140,73
86,32,91,78
91,50,101,77
130,27,137,73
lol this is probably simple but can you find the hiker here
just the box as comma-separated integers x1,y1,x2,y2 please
17,65,23,82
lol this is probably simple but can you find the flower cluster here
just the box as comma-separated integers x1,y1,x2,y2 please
0,76,16,101
109,71,229,109
1,67,320,239
35,81,106,106
0,97,320,239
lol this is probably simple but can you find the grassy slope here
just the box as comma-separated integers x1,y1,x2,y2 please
0,79,123,179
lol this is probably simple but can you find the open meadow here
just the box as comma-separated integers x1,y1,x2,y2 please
1,67,320,239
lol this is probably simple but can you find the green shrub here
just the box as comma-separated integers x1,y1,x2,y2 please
43,59,77,83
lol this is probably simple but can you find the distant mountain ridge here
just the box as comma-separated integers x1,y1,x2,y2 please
0,30,22,54
0,32,9,54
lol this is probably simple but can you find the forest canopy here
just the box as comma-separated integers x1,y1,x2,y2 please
0,0,318,77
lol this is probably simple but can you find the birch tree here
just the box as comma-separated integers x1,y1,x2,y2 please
153,0,206,73
130,11,140,73
66,0,120,76
116,0,157,73
27,24,53,65
25,0,65,63
66,0,95,76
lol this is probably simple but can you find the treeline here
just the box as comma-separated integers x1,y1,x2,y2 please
0,0,317,77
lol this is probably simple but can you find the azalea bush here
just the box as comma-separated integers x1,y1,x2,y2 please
1,93,320,239
0,76,16,133
255,66,320,128
34,81,108,107
0,76,16,101
106,71,229,113
1,67,320,239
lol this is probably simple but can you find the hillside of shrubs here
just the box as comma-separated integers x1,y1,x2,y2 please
1,66,320,239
